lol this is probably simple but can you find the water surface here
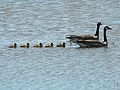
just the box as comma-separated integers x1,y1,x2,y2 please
0,0,120,90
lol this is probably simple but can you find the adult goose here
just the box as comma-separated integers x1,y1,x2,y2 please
66,22,102,42
75,26,112,48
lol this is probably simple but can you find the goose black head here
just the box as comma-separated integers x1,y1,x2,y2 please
97,22,102,26
104,26,112,30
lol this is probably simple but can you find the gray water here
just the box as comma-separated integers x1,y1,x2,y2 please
0,0,120,90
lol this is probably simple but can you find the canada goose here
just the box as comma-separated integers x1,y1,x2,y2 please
56,42,66,47
33,42,43,48
45,42,53,47
20,43,29,48
75,26,112,48
66,22,102,42
8,43,17,48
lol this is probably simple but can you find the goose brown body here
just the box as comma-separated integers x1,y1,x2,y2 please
66,22,102,42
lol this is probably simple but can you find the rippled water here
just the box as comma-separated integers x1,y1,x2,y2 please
0,0,120,90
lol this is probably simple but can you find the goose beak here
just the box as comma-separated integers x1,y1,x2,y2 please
98,22,102,25
108,27,112,30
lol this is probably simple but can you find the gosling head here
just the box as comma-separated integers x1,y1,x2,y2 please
27,43,30,47
39,42,43,47
14,43,17,47
51,42,53,47
62,42,66,47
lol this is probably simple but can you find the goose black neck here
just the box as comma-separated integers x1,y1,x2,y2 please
94,25,100,38
103,29,107,43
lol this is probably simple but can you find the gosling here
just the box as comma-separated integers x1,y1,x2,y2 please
56,42,66,47
8,43,17,48
33,42,43,48
45,42,53,47
20,43,30,48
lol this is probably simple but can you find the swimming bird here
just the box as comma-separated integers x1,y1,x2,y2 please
33,42,43,48
45,42,53,47
66,22,102,43
75,26,112,48
20,43,30,48
56,42,66,47
8,43,17,48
